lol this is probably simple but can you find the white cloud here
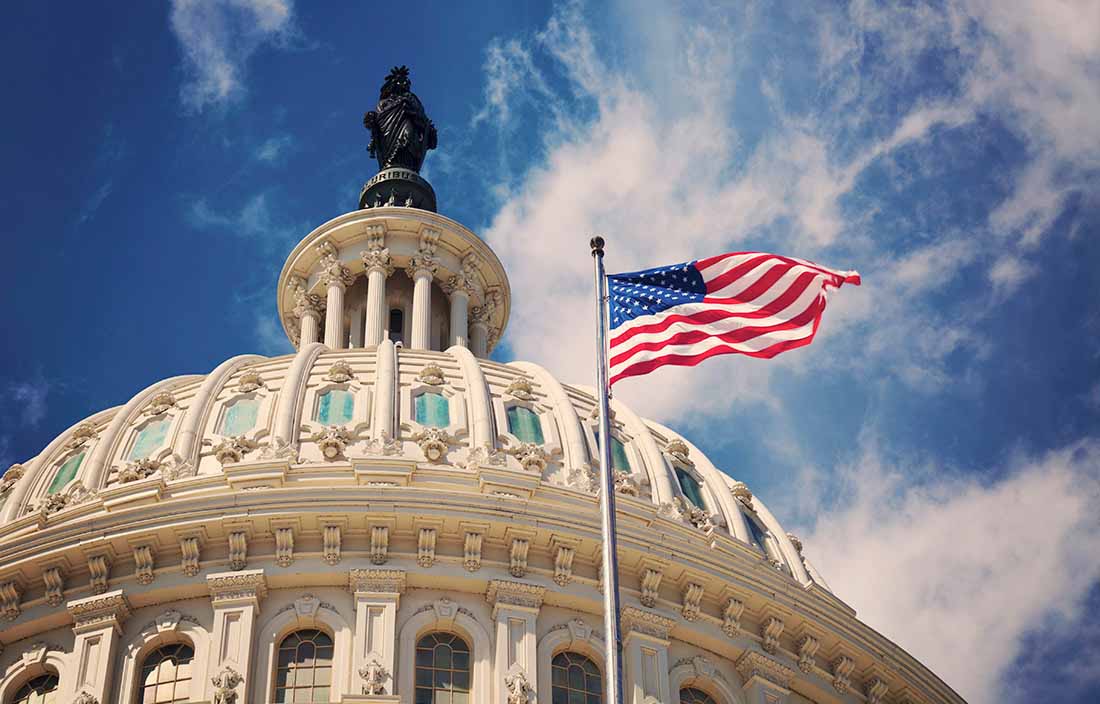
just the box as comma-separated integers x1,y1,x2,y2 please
7,378,49,428
169,0,295,111
802,437,1100,703
255,134,295,164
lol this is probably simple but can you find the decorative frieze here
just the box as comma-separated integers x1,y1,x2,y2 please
761,615,784,654
180,536,201,576
463,532,482,571
509,538,529,578
133,545,155,585
681,582,704,621
206,570,267,606
67,590,131,632
323,524,342,565
348,569,406,594
275,528,295,567
832,655,855,693
485,580,546,611
417,528,437,568
0,581,22,621
553,545,575,586
797,634,820,673
227,531,248,571
370,526,389,565
639,567,663,608
43,567,65,606
88,554,111,594
734,651,796,689
722,597,745,636
620,605,675,640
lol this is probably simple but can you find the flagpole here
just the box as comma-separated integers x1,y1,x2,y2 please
591,236,625,704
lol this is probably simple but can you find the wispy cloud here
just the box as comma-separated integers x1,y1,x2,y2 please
0,375,51,470
169,0,297,112
76,181,113,225
255,134,295,164
801,436,1100,703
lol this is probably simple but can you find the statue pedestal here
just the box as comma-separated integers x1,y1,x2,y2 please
341,696,401,704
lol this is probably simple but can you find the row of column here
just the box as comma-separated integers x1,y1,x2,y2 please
295,239,492,355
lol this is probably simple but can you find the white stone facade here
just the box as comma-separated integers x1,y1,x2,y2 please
0,205,965,704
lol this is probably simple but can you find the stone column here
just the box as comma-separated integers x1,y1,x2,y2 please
362,232,394,347
621,606,675,704
348,569,406,700
735,652,796,704
469,289,499,358
206,569,267,704
405,237,438,350
66,590,130,703
486,580,545,704
321,266,354,349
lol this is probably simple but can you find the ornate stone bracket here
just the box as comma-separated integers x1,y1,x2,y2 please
734,651,796,691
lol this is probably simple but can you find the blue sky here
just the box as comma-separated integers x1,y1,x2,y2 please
1,1,1098,701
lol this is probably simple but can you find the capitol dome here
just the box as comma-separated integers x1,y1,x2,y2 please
0,68,963,704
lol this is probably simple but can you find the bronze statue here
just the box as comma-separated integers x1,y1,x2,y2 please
363,66,437,174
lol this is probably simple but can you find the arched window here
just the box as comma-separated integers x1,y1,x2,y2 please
316,389,355,426
415,632,471,704
506,406,544,444
389,308,404,344
593,432,630,472
674,467,706,509
130,418,171,461
551,651,602,704
220,397,260,436
47,451,85,494
415,392,450,428
274,629,333,704
138,643,194,703
680,687,717,704
10,674,59,704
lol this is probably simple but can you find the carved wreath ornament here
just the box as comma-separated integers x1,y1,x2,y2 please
311,426,352,460
413,427,453,462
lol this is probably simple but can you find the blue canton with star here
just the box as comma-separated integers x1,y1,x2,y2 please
607,261,707,328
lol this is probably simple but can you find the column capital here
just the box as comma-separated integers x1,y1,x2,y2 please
405,252,438,279
293,291,324,319
67,589,131,634
348,568,406,595
206,569,268,608
321,261,355,290
361,247,395,276
620,605,675,642
485,579,545,612
735,651,796,691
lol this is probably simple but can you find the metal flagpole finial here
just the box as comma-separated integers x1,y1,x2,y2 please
590,236,605,256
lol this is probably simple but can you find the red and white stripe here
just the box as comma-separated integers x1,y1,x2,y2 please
608,252,860,385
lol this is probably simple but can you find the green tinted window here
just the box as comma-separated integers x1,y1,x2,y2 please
594,432,630,472
415,392,450,428
129,418,171,460
220,397,260,436
506,406,544,444
675,467,706,509
48,451,85,494
316,389,354,425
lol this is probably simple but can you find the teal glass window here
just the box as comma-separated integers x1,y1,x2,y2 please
129,418,171,460
220,397,260,436
415,392,450,428
746,513,769,551
675,467,706,509
594,433,630,472
47,452,84,494
506,406,544,444
316,389,354,425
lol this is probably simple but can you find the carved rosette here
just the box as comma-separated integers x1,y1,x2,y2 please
311,426,352,460
412,427,453,463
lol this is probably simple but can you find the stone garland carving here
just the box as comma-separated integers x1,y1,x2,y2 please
504,377,535,401
463,532,482,572
323,525,341,565
275,528,294,567
211,665,243,704
43,567,65,606
681,582,704,621
412,427,453,463
504,667,533,704
117,457,161,483
212,436,259,465
504,442,549,473
237,370,265,393
639,567,663,608
417,528,437,568
370,526,389,565
311,426,352,460
326,360,355,383
66,422,99,450
509,538,530,578
180,537,201,576
417,363,446,386
553,545,575,586
360,658,390,695
797,634,820,673
729,480,753,507
761,616,784,654
0,581,22,621
144,391,177,416
722,597,745,636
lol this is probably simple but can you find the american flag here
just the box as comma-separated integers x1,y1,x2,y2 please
607,251,860,385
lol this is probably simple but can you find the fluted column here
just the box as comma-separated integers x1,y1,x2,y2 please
361,228,394,347
295,295,322,347
405,230,439,350
469,288,499,358
318,242,354,348
448,289,470,347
